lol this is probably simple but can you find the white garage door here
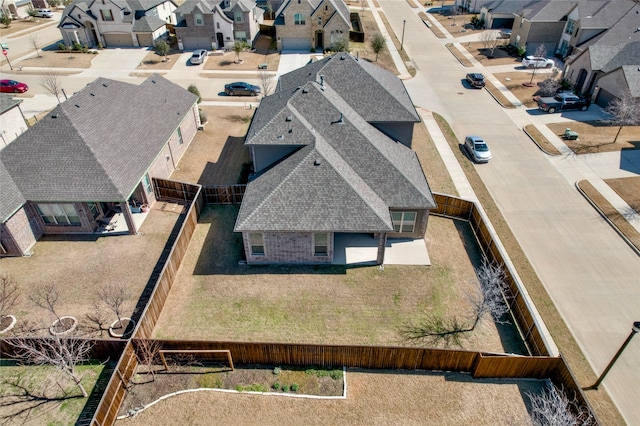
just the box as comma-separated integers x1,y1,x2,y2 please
103,33,133,47
183,37,211,50
281,37,310,51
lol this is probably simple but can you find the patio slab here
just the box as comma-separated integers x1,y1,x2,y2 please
333,233,430,266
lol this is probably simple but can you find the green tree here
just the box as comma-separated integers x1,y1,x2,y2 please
370,33,385,61
1,14,11,27
332,37,348,53
187,84,202,104
155,40,169,58
233,40,248,63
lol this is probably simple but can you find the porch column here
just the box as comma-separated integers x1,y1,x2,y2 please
119,202,137,235
376,232,387,265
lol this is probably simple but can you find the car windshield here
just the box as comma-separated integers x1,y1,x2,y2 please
475,143,489,151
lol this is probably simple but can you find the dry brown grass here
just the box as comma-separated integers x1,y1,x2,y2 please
421,12,448,39
0,18,51,37
523,124,561,155
203,35,280,71
466,42,519,66
430,13,482,38
136,51,184,70
116,370,544,426
493,71,556,108
17,50,96,69
547,122,640,154
378,13,416,76
577,179,640,253
0,209,181,337
444,42,472,66
348,10,399,75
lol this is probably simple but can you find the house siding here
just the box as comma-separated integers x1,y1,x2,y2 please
251,145,299,173
27,202,97,235
0,106,28,145
242,231,334,264
387,209,429,239
1,207,41,256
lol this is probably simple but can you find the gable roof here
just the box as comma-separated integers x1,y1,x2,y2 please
519,0,572,21
0,74,197,221
573,0,635,30
274,54,419,125
274,0,349,26
235,58,435,233
0,160,25,222
60,0,174,25
0,95,22,115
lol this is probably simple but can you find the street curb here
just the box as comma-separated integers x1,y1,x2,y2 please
522,126,558,156
575,181,640,256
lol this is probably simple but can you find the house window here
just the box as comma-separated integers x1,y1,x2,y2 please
392,211,416,233
565,20,575,35
250,233,265,255
235,31,247,42
235,11,243,22
216,22,220,29
100,9,114,21
36,203,81,226
88,202,100,219
314,233,328,256
176,127,183,145
294,13,305,25
143,173,152,194
317,17,322,25
194,13,204,26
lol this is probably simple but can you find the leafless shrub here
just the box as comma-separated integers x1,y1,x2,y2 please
5,336,94,397
537,78,560,97
527,383,596,426
29,284,62,324
258,69,275,97
40,72,63,103
0,273,20,319
133,339,162,382
606,90,640,143
480,30,500,57
97,282,132,329
28,33,40,57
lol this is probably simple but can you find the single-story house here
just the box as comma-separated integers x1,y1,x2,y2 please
0,74,199,257
235,53,436,265
58,0,177,48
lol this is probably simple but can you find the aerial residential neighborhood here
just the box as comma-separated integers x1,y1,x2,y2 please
0,0,638,425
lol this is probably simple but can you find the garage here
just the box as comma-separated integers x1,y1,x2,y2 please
103,33,134,47
595,88,616,108
136,33,154,47
280,37,310,51
182,37,212,50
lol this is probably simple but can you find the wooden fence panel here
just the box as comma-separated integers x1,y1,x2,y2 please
203,185,246,205
152,178,201,203
473,354,561,379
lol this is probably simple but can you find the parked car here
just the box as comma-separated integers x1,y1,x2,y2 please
537,93,590,113
522,56,555,69
224,82,261,96
466,73,485,88
189,49,207,65
464,135,492,163
0,79,28,93
35,9,54,18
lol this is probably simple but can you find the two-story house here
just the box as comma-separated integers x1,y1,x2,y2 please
273,0,351,51
58,0,177,48
173,0,263,51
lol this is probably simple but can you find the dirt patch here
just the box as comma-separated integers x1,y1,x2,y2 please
203,35,280,71
343,9,398,76
466,42,520,66
119,364,344,415
523,124,561,155
116,369,544,425
136,51,184,70
547,122,640,154
606,176,640,212
431,13,483,38
493,71,559,108
16,50,96,69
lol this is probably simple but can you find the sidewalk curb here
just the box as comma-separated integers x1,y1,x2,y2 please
522,125,558,156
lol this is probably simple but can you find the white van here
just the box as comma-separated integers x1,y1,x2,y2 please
35,9,54,18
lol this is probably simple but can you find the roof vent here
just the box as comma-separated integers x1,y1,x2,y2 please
90,93,95,96
102,82,108,87
277,134,284,140
340,55,346,60
302,88,309,93
314,159,321,166
75,104,80,108
285,116,292,122
51,113,58,118
331,113,344,125
319,75,324,87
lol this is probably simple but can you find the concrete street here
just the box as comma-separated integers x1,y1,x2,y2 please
1,6,639,424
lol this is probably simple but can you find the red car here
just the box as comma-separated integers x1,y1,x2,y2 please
0,79,29,93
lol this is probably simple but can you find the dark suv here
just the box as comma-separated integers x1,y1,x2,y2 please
466,73,485,88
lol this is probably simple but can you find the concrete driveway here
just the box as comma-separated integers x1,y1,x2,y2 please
382,1,640,423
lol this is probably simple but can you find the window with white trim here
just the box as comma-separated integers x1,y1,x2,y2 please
391,211,416,233
294,13,305,25
250,233,265,255
100,9,114,21
36,203,81,225
143,173,152,194
565,20,576,35
314,233,328,256
234,31,247,42
194,13,204,26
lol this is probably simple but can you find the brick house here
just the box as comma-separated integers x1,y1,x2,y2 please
235,54,436,265
173,0,264,50
0,74,199,257
58,0,177,48
273,0,351,51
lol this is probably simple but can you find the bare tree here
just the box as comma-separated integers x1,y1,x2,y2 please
528,44,547,85
258,69,275,97
527,383,596,426
5,337,94,397
480,30,500,58
605,90,640,144
537,78,560,97
40,72,63,103
370,33,386,62
29,284,62,324
133,339,162,382
401,259,510,345
97,282,132,330
28,33,40,57
0,273,20,320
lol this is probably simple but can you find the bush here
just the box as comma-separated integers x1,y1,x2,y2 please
272,382,280,390
1,14,11,27
198,109,207,124
58,42,69,51
155,40,169,57
305,368,343,380
272,366,281,375
188,84,201,104
281,384,289,392
517,46,526,57
290,383,299,392
470,16,484,29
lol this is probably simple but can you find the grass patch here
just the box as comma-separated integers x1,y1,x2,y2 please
444,43,472,67
484,79,516,108
523,124,561,155
378,12,416,76
432,113,626,425
420,12,447,39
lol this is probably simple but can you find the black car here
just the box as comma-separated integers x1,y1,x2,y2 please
224,82,261,96
466,73,485,88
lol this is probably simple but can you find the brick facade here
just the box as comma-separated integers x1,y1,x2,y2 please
1,207,42,256
243,231,334,264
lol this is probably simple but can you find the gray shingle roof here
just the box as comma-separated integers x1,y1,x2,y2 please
235,74,435,232
277,53,419,123
0,74,197,218
520,0,572,21
174,0,217,14
622,65,640,97
575,0,635,30
0,95,22,115
0,160,25,222
133,14,168,31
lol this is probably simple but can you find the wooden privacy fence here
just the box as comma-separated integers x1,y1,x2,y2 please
87,192,595,425
203,185,246,205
